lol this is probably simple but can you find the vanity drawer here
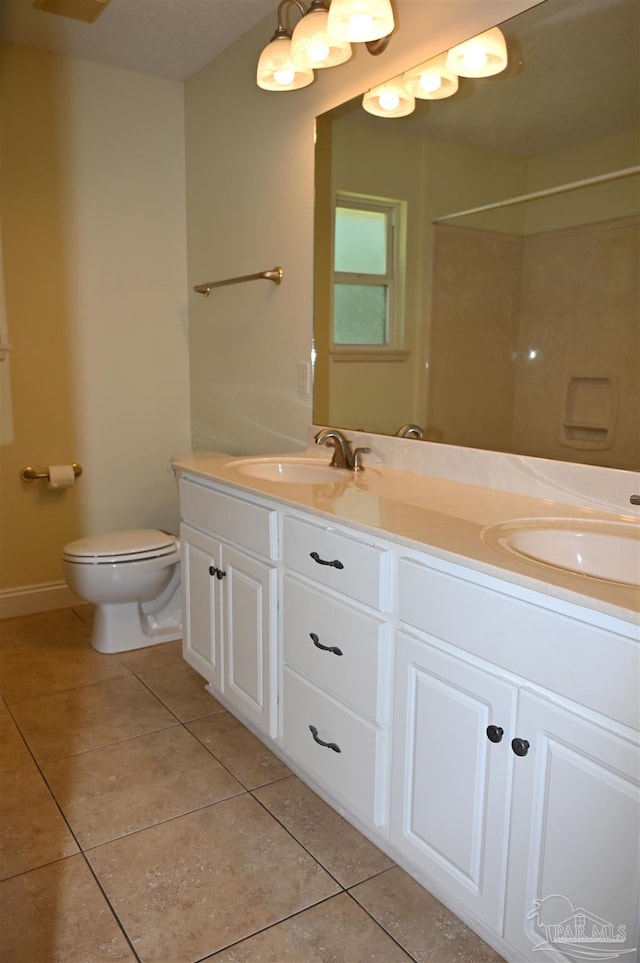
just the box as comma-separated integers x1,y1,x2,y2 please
282,666,387,826
283,514,391,610
283,575,391,724
399,557,639,730
179,477,278,560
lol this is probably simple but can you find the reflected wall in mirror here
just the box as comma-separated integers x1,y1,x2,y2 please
314,0,639,470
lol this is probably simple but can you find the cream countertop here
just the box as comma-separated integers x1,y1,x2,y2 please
172,451,640,628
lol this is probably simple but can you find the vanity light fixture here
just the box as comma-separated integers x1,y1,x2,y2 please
445,26,508,78
363,77,415,117
257,0,315,90
291,0,352,69
257,0,394,91
403,52,459,100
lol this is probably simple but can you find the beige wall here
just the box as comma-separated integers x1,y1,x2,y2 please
185,0,536,455
0,46,190,602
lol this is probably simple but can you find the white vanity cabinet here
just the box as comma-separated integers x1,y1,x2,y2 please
392,554,640,961
179,477,279,737
175,460,639,963
280,513,394,828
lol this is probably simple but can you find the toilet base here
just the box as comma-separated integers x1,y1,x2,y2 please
91,593,182,654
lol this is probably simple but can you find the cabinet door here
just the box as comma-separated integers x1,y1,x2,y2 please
504,691,639,961
391,631,517,932
220,543,277,738
180,524,222,689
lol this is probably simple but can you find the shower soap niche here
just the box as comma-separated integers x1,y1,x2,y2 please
560,371,617,450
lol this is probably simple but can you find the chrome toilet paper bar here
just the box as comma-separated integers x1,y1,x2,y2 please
20,463,83,482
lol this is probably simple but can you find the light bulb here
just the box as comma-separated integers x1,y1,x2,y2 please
379,88,400,111
363,78,414,117
403,53,459,100
462,42,487,73
274,66,295,85
307,41,330,63
420,73,442,94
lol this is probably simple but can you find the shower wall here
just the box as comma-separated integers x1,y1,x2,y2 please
512,216,639,469
428,216,640,469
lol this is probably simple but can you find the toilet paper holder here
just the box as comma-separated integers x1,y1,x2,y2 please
20,463,83,482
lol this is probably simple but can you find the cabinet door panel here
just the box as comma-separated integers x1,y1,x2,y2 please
180,524,221,688
221,544,277,737
505,691,639,961
391,631,516,932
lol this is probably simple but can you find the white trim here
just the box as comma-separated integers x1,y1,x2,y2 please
0,581,82,620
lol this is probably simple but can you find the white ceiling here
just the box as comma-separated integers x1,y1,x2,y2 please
0,0,275,79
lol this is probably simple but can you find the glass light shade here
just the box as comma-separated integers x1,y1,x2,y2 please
257,35,314,90
327,0,394,43
291,7,351,68
363,79,415,118
445,27,508,78
403,53,459,100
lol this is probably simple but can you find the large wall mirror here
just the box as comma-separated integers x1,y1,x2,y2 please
313,0,639,471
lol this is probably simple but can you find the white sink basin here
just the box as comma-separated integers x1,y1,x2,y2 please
482,519,639,587
226,457,350,484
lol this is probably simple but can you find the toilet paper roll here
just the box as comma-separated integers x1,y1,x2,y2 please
47,465,76,490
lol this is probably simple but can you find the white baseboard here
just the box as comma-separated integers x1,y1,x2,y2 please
0,581,82,620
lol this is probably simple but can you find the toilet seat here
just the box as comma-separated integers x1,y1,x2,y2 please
63,529,178,565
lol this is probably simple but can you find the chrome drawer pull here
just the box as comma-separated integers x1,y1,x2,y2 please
310,551,344,570
309,724,341,753
310,633,343,656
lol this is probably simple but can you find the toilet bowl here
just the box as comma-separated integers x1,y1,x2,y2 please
63,529,182,654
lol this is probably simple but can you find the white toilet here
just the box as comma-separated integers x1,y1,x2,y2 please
63,529,182,654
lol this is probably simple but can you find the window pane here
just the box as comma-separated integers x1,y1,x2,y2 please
333,284,388,344
335,207,387,274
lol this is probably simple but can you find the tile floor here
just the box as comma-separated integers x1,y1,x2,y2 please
0,606,505,963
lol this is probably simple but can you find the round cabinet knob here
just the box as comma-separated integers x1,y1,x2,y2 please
486,725,504,744
209,565,217,577
511,737,530,757
215,568,226,580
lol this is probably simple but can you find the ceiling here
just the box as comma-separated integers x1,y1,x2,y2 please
0,0,276,80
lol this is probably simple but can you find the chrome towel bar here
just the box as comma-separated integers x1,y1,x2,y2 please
194,266,283,297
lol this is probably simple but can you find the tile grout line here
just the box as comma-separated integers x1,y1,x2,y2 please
2,699,143,963
3,630,418,963
344,885,420,962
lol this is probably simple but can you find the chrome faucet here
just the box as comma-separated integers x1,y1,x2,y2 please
395,423,424,440
314,429,370,471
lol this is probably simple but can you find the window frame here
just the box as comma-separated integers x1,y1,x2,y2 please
331,192,406,358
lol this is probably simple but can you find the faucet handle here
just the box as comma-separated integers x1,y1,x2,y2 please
353,447,371,471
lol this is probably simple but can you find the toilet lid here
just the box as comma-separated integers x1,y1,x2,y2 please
63,529,177,564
